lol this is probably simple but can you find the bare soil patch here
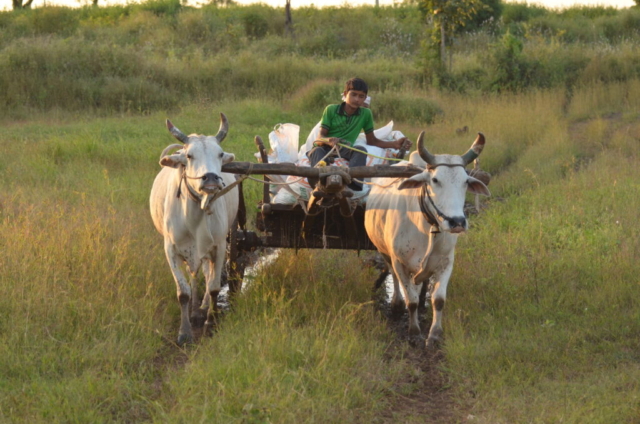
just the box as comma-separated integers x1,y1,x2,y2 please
371,266,472,424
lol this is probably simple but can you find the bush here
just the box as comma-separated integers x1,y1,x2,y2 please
286,79,341,113
136,0,182,17
502,3,548,24
242,11,269,39
374,91,442,124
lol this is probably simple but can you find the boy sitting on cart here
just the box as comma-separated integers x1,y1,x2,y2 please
307,77,412,193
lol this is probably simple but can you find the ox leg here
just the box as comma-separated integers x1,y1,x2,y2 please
389,272,405,315
426,267,452,350
379,254,404,314
165,244,193,346
203,247,225,336
189,266,207,328
391,260,424,339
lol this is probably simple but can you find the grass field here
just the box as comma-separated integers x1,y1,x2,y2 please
1,77,639,422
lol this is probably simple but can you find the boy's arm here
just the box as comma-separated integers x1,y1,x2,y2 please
313,127,341,147
365,132,412,150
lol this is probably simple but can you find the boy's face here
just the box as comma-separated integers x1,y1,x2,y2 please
344,89,367,109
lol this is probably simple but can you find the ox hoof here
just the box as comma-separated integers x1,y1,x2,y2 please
408,334,426,348
190,309,207,328
177,333,194,347
425,336,443,351
390,302,405,316
203,320,217,337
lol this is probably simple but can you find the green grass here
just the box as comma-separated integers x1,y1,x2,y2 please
1,28,639,420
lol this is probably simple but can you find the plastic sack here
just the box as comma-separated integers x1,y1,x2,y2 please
268,123,300,164
298,122,322,160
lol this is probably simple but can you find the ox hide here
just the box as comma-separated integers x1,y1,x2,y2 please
365,132,490,349
150,114,239,345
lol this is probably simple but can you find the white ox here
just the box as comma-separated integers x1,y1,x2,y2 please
365,132,490,349
150,113,239,345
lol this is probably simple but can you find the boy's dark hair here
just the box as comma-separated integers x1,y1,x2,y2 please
344,77,368,94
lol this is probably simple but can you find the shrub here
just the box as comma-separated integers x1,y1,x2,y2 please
242,11,268,39
374,91,442,124
286,79,341,113
502,3,548,24
136,0,182,17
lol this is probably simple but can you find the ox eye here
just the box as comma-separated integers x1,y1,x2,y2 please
432,177,439,184
186,154,193,160
219,152,224,158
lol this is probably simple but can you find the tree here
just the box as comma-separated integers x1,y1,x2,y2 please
421,0,486,68
285,0,294,38
13,0,34,9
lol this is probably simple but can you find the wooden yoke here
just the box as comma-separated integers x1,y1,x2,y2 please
221,162,423,180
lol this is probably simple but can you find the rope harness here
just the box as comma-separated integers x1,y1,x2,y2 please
418,163,467,233
177,163,253,211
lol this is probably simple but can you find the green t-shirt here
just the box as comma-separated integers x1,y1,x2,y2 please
320,103,374,147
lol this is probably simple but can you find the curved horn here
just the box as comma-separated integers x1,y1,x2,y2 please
159,143,184,161
214,112,229,143
166,119,189,144
461,132,486,166
417,131,436,165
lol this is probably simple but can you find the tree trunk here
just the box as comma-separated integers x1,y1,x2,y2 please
285,0,294,38
440,16,446,68
13,0,34,9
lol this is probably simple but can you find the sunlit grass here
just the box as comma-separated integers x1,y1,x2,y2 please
1,78,639,422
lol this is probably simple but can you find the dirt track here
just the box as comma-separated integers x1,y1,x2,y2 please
371,260,470,424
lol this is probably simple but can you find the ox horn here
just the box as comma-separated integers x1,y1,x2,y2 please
461,132,486,166
214,112,229,143
166,119,189,144
417,131,436,165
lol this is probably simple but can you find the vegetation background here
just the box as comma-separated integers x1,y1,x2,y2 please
0,1,639,422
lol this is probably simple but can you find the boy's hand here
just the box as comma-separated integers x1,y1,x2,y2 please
395,137,412,150
314,137,341,147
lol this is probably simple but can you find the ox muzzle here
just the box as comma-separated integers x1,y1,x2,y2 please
199,172,225,193
446,216,467,234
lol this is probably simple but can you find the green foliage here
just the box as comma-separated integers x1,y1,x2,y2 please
501,2,548,24
287,79,342,113
460,0,504,32
0,2,639,113
489,31,527,92
242,10,269,39
136,0,182,17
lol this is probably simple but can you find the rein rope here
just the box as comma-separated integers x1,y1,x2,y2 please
337,142,405,162
177,163,254,207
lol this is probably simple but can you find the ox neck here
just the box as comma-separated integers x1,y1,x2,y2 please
176,166,202,204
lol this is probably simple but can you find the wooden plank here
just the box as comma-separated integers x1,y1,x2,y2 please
257,205,376,250
222,162,423,179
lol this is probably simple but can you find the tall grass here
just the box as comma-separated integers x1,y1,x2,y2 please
2,76,639,422
1,2,640,422
153,250,412,423
1,3,640,115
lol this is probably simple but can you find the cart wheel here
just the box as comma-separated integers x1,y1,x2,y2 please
227,219,245,295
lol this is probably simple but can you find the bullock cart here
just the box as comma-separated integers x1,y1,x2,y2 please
220,137,422,289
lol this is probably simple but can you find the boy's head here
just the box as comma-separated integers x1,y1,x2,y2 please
343,77,368,95
342,77,369,110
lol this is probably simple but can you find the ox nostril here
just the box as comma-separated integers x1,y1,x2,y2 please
449,217,466,228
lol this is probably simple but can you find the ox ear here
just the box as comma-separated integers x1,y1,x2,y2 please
222,152,235,164
398,172,429,190
159,153,187,169
467,177,491,197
